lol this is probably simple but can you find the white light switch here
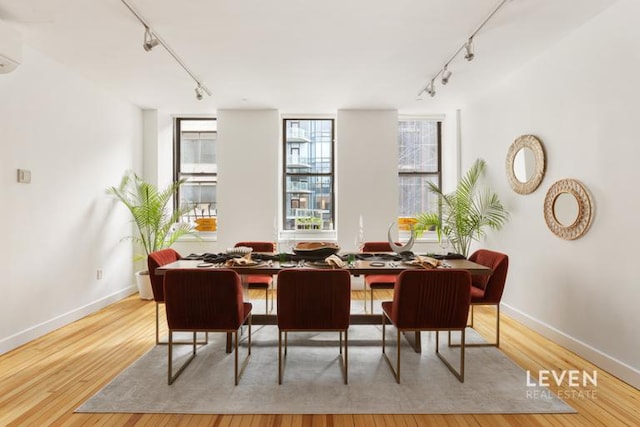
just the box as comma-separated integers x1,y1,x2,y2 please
17,169,31,183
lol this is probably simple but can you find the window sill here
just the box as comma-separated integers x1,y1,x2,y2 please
177,232,217,242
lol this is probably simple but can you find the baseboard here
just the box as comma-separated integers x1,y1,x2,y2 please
0,286,137,355
501,303,640,390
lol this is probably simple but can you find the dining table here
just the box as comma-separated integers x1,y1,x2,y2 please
156,255,492,353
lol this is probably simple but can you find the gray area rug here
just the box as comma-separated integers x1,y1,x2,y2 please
77,321,575,414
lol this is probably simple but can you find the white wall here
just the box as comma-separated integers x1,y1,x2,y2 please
461,0,640,388
336,110,398,250
0,47,142,354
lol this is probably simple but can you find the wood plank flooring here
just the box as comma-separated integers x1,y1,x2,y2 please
0,290,638,426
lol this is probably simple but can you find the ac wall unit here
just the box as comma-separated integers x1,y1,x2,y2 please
0,20,21,74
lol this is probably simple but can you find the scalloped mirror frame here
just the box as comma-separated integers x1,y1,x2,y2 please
506,134,545,194
544,178,593,240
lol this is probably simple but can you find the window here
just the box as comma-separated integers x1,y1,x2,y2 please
174,118,217,231
398,119,441,229
283,119,335,231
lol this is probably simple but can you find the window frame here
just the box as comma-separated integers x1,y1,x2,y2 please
173,117,218,230
397,118,442,235
282,118,336,232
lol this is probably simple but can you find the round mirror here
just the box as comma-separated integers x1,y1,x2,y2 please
506,135,545,194
544,179,593,240
553,192,579,226
513,146,535,183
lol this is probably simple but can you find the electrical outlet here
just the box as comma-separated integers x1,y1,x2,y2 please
17,169,31,183
97,269,103,280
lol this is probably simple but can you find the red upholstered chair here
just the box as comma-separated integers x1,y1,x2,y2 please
465,249,509,347
235,241,275,314
382,269,471,383
163,269,252,385
361,242,399,313
276,269,351,384
148,249,184,345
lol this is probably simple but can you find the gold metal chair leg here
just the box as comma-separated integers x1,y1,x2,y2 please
450,304,500,348
278,330,282,384
381,313,401,383
435,329,465,382
343,330,349,384
167,330,197,385
370,288,374,314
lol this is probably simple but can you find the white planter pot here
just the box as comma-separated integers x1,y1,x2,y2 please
135,270,154,300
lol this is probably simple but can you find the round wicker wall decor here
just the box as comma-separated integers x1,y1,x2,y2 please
543,178,593,240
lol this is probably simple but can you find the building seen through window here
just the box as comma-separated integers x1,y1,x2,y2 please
283,119,335,231
398,119,441,231
174,118,217,232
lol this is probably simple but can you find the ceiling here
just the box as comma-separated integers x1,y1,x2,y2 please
0,0,617,115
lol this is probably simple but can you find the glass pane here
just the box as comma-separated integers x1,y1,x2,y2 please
178,176,217,221
398,120,438,173
285,119,332,174
284,175,333,230
398,175,439,217
180,132,216,174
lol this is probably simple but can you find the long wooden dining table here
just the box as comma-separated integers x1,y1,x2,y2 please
156,257,492,353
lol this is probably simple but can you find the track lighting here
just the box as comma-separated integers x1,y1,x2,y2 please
195,85,204,100
464,38,475,61
426,80,436,97
441,66,452,85
121,0,212,100
143,27,159,52
416,0,509,99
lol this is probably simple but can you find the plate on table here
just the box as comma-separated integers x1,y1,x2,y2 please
197,262,214,268
227,260,265,267
309,260,332,268
369,261,385,267
279,263,296,268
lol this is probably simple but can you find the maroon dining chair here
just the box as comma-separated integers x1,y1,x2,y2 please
148,249,191,345
163,269,252,385
276,269,351,384
235,241,276,314
361,241,400,313
382,269,471,383
462,249,509,347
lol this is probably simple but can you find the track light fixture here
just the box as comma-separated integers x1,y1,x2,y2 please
143,27,159,52
121,0,212,100
464,38,475,61
417,0,509,99
441,65,452,85
195,84,204,100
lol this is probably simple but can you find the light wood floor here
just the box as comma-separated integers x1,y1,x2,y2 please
1,290,639,426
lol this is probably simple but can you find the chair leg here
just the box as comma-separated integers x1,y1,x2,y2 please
278,330,283,384
436,329,465,382
381,313,401,383
155,303,160,345
342,330,349,384
167,330,197,385
450,304,500,347
235,315,252,386
370,288,374,314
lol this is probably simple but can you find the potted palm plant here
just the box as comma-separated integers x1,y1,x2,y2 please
414,158,509,258
107,171,193,299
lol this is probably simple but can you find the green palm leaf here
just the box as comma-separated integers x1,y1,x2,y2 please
414,159,509,257
107,171,194,258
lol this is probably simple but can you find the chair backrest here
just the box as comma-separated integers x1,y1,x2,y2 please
277,269,351,330
389,269,471,329
163,269,246,330
468,249,509,303
148,249,181,303
235,241,275,252
362,242,394,252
